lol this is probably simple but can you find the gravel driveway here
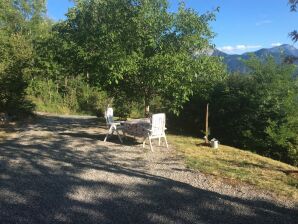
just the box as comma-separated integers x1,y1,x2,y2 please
0,114,297,224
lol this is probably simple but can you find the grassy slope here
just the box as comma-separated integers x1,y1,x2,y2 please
168,135,298,201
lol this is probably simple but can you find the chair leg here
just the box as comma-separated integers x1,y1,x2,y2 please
149,136,153,152
142,137,147,148
104,126,113,142
104,134,108,142
164,135,169,149
122,130,126,139
115,129,123,143
158,137,161,146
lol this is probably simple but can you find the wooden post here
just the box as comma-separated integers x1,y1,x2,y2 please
205,103,209,144
144,96,150,117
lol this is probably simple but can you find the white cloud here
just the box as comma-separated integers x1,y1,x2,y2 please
256,20,272,26
218,45,262,54
271,42,282,47
218,46,234,52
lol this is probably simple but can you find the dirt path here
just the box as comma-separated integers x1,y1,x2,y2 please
0,114,297,224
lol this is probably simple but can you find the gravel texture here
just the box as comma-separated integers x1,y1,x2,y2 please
0,114,297,224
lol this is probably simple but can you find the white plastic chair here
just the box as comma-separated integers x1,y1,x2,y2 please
143,113,168,151
104,107,123,143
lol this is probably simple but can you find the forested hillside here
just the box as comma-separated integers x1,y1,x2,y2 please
0,0,297,165
212,44,298,75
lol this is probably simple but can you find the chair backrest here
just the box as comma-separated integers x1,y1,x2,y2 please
151,113,166,136
105,107,114,124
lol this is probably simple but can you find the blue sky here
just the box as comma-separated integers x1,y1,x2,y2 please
47,0,298,54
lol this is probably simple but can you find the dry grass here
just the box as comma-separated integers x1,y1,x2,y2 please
168,135,298,200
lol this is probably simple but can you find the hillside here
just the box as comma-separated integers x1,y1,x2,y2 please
213,44,298,74
169,135,298,201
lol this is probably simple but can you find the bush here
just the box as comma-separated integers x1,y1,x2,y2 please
0,33,35,116
170,58,298,165
27,77,109,115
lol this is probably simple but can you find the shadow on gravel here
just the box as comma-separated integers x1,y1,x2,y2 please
0,115,297,224
97,134,142,146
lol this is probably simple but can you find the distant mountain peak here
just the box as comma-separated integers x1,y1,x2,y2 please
212,44,298,74
257,44,298,55
276,43,296,49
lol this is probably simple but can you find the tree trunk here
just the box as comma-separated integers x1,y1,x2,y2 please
86,72,90,103
144,96,150,117
47,79,52,104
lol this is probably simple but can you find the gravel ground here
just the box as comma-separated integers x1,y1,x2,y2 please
0,114,297,224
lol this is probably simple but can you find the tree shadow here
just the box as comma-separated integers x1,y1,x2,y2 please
96,133,141,146
59,131,102,141
0,115,297,224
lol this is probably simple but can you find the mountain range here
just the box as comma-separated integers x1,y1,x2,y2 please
212,44,298,74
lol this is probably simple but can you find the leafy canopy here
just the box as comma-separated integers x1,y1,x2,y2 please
55,0,225,114
289,0,298,42
210,57,298,165
0,0,47,114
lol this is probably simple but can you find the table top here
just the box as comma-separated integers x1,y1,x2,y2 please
121,118,151,137
122,118,150,125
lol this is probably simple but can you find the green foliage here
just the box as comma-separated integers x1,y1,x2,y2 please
0,0,47,38
171,57,298,165
27,77,108,115
55,0,224,114
0,31,34,114
178,57,298,165
0,0,48,116
289,0,298,42
105,93,165,119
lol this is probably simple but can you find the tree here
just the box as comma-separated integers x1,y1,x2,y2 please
56,0,224,115
209,57,298,165
0,0,47,115
0,32,35,112
289,0,298,42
